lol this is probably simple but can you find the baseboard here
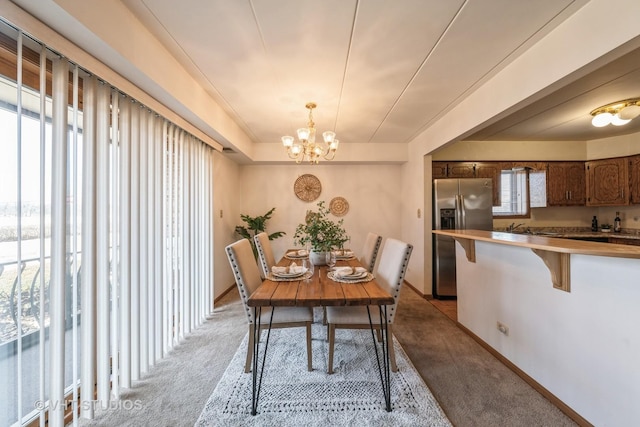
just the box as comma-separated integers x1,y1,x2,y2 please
214,283,237,304
456,323,593,427
404,280,434,300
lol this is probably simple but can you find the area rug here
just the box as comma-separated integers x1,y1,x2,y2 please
195,322,451,426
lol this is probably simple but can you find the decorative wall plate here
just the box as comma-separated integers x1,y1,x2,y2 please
329,196,349,216
294,174,322,202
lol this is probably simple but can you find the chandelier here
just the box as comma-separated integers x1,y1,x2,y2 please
590,98,640,127
281,102,339,164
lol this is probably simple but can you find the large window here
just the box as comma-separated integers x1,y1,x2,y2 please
0,19,215,427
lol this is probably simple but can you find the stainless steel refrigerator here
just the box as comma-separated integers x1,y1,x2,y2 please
433,178,493,298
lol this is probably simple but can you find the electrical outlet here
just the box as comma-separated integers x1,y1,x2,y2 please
497,321,509,336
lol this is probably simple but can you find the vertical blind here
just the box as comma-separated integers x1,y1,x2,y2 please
0,21,215,427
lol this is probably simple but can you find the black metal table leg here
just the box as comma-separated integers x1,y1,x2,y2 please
366,305,392,412
251,306,274,415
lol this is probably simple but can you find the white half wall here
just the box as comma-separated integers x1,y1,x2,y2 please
456,241,640,426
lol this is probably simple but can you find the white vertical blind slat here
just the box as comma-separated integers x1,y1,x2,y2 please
139,108,149,374
71,64,80,426
15,31,23,426
147,113,155,366
110,88,120,399
80,75,97,420
96,82,111,403
49,56,69,427
175,127,181,345
164,123,173,354
38,43,47,427
155,119,163,361
130,103,140,381
119,97,131,389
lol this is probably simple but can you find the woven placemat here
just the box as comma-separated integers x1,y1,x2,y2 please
326,271,374,284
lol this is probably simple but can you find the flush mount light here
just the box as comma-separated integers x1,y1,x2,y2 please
590,98,640,127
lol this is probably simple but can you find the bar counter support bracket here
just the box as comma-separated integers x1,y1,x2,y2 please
453,237,476,262
531,249,571,293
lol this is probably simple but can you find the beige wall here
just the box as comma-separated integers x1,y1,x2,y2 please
212,151,242,300
238,164,403,266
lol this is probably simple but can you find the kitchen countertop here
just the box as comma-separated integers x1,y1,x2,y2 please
497,227,640,241
433,229,640,292
433,229,640,259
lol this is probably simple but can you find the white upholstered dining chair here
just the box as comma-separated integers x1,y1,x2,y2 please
225,238,313,373
326,238,413,374
254,232,276,279
360,232,382,273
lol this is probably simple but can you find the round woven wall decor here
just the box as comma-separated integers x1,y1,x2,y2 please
329,196,349,216
294,174,322,202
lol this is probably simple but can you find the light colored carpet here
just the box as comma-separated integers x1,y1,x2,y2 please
195,324,451,427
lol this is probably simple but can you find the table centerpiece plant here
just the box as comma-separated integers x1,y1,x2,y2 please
293,201,349,265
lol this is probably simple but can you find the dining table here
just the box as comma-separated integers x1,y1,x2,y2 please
246,250,395,415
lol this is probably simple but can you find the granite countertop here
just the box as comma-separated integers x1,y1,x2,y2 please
497,227,640,241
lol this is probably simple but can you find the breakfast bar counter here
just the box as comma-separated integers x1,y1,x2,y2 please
432,229,640,292
432,228,640,426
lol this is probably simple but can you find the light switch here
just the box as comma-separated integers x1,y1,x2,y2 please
417,208,421,218
219,210,223,218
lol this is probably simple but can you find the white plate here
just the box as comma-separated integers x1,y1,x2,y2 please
336,271,368,280
273,271,305,278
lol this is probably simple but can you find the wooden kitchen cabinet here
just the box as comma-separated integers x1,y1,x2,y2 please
630,155,640,204
432,162,448,179
586,157,629,206
431,161,502,205
475,162,502,206
546,162,586,206
507,161,548,171
446,162,476,178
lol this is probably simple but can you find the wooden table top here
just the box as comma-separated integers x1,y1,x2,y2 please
248,255,394,308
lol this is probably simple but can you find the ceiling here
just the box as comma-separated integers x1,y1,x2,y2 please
117,0,631,151
9,0,640,155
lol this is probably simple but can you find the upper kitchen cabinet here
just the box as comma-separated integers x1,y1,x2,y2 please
431,161,502,206
446,162,476,178
630,155,640,204
586,157,629,206
432,162,448,179
475,162,502,206
507,161,548,171
546,162,586,206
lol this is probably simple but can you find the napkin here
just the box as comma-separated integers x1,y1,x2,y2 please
286,249,308,257
333,266,367,278
334,250,354,257
272,263,307,275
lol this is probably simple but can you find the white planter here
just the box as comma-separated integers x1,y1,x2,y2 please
309,250,328,266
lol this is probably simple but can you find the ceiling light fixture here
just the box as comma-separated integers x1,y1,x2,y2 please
590,98,640,127
282,102,339,164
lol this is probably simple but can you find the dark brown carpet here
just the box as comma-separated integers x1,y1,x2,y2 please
394,287,576,426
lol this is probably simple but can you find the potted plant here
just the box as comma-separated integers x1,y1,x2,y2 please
235,207,286,260
293,201,349,265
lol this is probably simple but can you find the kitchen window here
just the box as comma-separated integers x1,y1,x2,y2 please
493,169,530,217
